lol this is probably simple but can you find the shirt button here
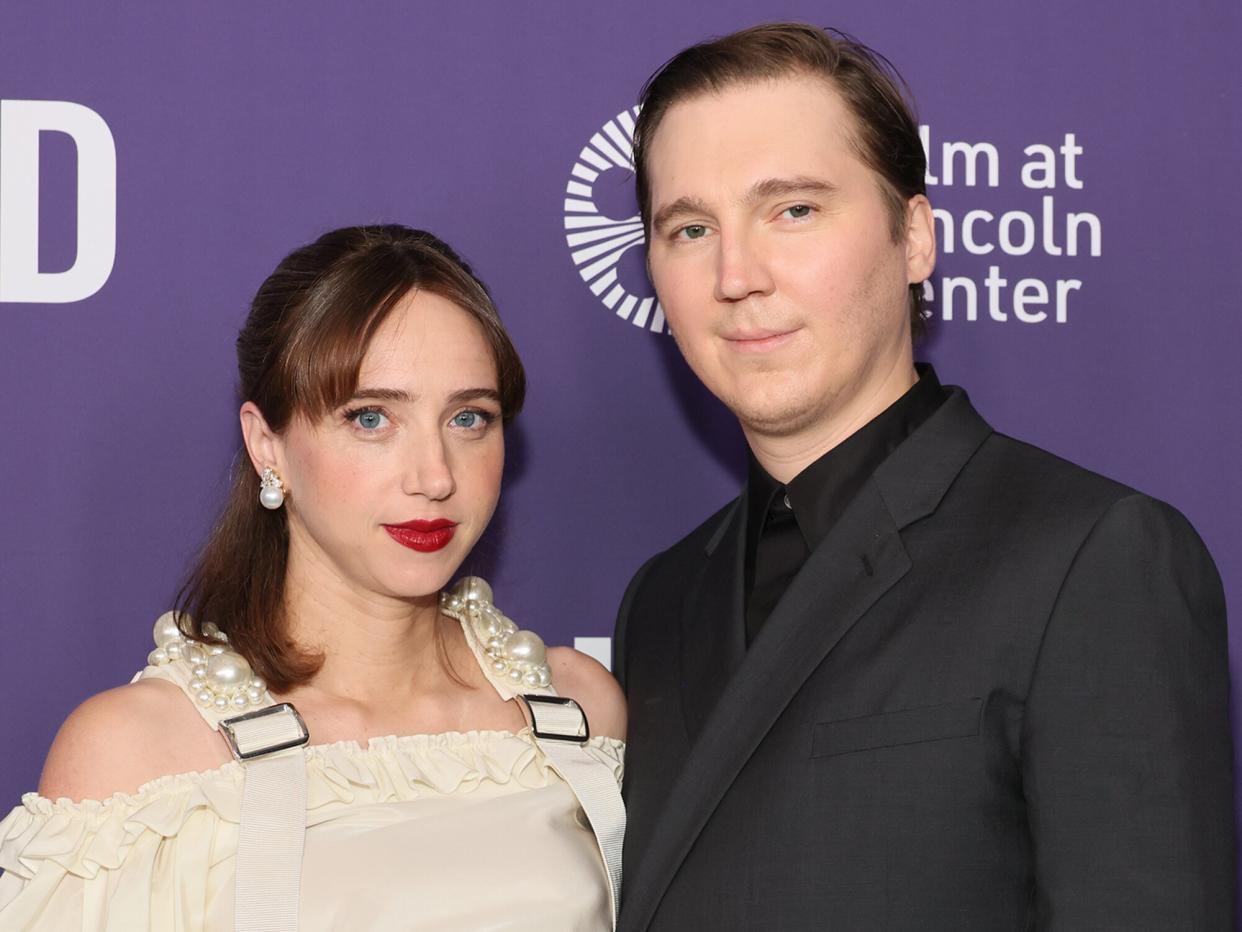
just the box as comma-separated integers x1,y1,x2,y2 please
783,494,792,509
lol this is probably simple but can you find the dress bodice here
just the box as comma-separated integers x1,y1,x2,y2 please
0,579,624,931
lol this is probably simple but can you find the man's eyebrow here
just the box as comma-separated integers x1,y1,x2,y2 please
745,176,838,203
651,196,712,236
651,178,837,235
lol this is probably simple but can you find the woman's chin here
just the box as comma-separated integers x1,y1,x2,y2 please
374,562,464,603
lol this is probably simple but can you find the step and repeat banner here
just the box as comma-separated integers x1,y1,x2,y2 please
2,0,1238,842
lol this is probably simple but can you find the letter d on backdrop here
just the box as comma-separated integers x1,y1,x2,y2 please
0,100,116,303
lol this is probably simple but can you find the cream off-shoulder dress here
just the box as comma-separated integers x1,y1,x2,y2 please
0,579,624,931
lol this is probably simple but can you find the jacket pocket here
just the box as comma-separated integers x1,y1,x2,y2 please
811,698,983,758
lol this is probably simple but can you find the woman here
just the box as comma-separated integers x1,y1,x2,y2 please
0,225,626,930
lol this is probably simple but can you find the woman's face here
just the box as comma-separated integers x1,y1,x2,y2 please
272,289,504,603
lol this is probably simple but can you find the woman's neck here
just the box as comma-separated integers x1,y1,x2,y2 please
277,534,450,705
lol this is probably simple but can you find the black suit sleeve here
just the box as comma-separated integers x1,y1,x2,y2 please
1022,494,1235,929
613,554,658,694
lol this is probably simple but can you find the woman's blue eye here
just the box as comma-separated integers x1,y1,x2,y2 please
452,410,489,430
349,409,388,430
784,204,812,219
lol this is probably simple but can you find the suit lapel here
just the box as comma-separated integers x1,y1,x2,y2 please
679,492,747,741
620,389,992,932
622,484,908,931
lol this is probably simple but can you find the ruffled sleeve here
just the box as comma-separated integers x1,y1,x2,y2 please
0,771,242,931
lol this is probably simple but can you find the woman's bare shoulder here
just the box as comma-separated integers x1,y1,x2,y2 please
38,677,229,803
546,646,626,742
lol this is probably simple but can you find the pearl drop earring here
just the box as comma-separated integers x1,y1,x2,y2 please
259,467,286,510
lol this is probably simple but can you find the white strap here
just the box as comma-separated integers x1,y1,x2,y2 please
521,695,625,928
220,704,310,932
524,697,590,740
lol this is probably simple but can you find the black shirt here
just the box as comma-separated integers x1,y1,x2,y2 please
743,365,948,645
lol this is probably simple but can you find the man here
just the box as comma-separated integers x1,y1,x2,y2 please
613,22,1234,931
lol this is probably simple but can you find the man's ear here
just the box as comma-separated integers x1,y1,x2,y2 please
904,194,936,285
239,402,283,479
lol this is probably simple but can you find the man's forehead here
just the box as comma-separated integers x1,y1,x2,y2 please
651,78,857,169
646,74,862,197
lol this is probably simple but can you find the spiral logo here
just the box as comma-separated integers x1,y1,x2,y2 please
563,106,666,333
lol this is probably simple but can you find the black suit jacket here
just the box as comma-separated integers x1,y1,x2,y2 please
613,388,1234,931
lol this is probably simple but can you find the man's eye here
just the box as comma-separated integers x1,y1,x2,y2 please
678,224,708,240
783,204,813,219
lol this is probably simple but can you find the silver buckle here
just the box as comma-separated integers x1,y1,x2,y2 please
519,694,590,744
219,703,310,762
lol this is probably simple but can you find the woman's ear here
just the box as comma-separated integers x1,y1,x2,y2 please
239,402,282,477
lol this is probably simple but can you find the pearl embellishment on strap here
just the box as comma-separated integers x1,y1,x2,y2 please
440,577,552,690
147,611,270,711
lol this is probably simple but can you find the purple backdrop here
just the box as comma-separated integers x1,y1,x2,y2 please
2,0,1239,889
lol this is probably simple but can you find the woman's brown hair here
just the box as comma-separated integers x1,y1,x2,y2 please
175,225,526,691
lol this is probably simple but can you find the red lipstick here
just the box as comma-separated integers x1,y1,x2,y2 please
383,519,458,553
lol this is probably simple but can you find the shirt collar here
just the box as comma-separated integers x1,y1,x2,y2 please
746,364,947,551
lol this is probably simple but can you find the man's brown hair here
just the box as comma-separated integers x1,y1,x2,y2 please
633,22,929,336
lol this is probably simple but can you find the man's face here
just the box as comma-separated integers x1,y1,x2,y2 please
645,75,934,441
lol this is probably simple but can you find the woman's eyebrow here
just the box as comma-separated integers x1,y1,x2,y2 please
348,387,500,405
447,388,501,405
350,387,413,402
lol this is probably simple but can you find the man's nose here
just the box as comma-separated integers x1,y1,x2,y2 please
714,229,775,303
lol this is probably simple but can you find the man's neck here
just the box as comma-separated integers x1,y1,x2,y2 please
744,359,919,484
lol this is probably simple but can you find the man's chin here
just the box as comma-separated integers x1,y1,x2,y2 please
730,396,827,439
